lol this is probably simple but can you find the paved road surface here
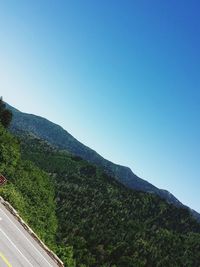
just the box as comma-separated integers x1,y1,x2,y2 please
0,202,59,267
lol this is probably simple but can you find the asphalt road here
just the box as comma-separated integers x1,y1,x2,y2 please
0,202,59,267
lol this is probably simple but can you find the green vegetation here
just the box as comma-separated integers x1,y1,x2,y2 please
0,123,76,266
18,131,200,267
10,102,198,221
0,124,57,244
1,102,200,266
0,97,12,128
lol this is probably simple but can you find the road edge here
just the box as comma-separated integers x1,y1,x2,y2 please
0,196,64,267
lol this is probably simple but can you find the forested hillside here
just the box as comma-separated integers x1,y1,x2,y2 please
8,103,192,216
1,100,200,266
14,130,200,267
0,124,75,266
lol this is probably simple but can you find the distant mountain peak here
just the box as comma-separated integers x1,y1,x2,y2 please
7,103,200,222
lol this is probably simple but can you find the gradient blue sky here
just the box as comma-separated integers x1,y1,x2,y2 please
0,1,200,212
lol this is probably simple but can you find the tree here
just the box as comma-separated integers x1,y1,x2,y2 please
0,97,12,128
56,246,76,267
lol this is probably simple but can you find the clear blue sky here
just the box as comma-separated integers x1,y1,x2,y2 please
0,1,200,212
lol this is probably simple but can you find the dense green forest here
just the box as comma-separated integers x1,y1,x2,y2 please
0,124,75,266
1,100,200,266
12,130,200,267
9,102,190,213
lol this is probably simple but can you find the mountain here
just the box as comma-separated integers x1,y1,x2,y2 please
14,130,200,266
1,104,200,266
0,123,60,257
6,103,200,221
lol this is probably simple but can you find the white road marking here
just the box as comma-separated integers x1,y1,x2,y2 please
0,207,53,267
0,228,33,267
0,217,2,221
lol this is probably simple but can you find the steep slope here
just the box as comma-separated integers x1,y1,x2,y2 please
7,103,199,221
0,123,57,245
17,131,200,267
0,123,76,266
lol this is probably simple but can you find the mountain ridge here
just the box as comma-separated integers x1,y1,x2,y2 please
6,103,200,221
16,130,200,266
